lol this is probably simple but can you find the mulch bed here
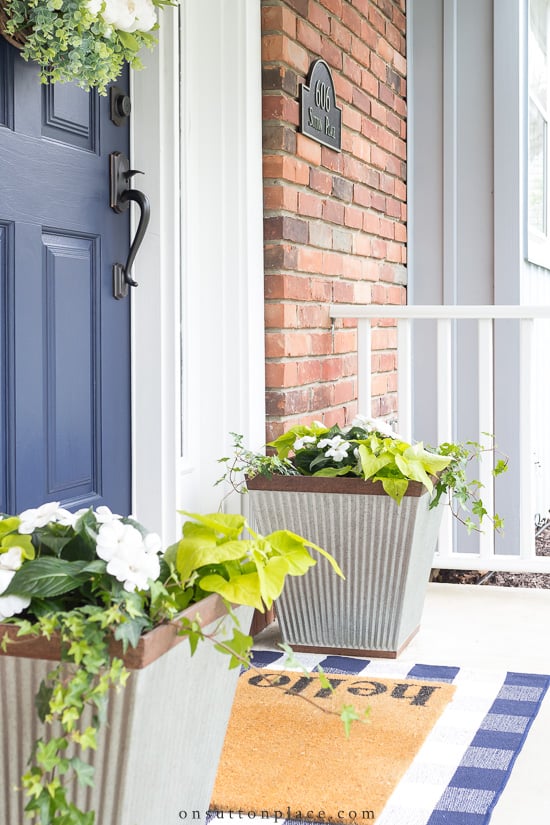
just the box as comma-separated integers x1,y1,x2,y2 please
430,524,550,589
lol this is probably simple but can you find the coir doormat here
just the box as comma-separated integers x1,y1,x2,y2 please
210,659,456,824
209,651,550,825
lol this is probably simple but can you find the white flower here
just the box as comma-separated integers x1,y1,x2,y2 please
101,0,156,33
318,435,351,463
96,521,142,562
95,505,122,524
106,545,160,592
87,0,103,15
352,415,399,439
0,547,26,571
96,521,161,591
294,435,317,451
54,508,80,527
0,592,31,621
0,551,30,620
18,502,62,534
143,532,162,554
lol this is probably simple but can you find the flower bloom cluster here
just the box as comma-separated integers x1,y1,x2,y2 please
87,0,156,33
0,503,164,622
95,518,162,592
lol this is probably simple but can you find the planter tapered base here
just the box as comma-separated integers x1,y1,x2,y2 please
289,625,420,659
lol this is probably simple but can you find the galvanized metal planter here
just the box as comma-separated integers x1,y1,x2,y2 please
0,595,252,825
247,475,444,658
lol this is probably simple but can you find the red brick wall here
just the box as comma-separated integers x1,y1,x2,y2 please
261,0,407,442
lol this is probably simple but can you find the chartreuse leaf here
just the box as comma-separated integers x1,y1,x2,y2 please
0,516,21,538
266,530,345,579
0,532,35,559
357,446,393,480
176,537,255,583
255,556,292,607
312,465,354,477
199,571,264,611
178,511,246,538
268,423,329,458
378,476,409,505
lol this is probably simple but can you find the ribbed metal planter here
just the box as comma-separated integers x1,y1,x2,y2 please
0,595,252,825
247,475,444,657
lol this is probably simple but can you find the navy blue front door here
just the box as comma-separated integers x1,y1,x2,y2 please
0,42,131,515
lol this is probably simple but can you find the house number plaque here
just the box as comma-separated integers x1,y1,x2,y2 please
299,59,342,151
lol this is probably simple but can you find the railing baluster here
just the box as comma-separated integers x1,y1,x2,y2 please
397,319,412,440
436,319,453,559
477,318,495,562
357,318,371,417
520,319,536,560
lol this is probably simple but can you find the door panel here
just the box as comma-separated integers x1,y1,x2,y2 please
0,41,131,515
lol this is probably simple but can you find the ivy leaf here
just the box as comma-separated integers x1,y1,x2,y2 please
69,757,95,789
35,680,54,723
3,558,91,598
339,704,370,738
214,628,253,669
113,616,150,652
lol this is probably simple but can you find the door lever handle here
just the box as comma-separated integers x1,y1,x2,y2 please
109,151,151,300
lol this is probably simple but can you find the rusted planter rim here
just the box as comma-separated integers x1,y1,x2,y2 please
0,593,231,670
246,473,434,497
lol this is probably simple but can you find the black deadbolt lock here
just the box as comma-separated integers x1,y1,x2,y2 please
110,86,131,127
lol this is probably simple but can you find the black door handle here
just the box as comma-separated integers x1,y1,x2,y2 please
109,151,151,300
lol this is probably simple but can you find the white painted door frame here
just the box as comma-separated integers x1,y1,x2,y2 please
130,0,266,542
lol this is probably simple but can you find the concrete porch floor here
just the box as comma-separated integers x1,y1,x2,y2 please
254,583,550,824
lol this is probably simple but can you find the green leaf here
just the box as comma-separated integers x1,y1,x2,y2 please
116,30,140,50
113,616,150,651
379,476,409,504
35,680,54,723
266,530,345,579
255,556,292,607
176,537,253,583
0,516,21,537
357,445,393,480
179,511,246,538
339,704,370,738
0,532,35,559
69,757,95,789
3,558,91,598
214,628,253,669
199,571,264,611
312,465,354,477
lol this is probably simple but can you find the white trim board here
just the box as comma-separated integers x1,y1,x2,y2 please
130,0,266,541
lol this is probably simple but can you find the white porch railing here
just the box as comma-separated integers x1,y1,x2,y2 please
329,304,550,573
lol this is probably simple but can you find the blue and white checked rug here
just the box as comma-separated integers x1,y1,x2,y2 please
235,649,550,825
